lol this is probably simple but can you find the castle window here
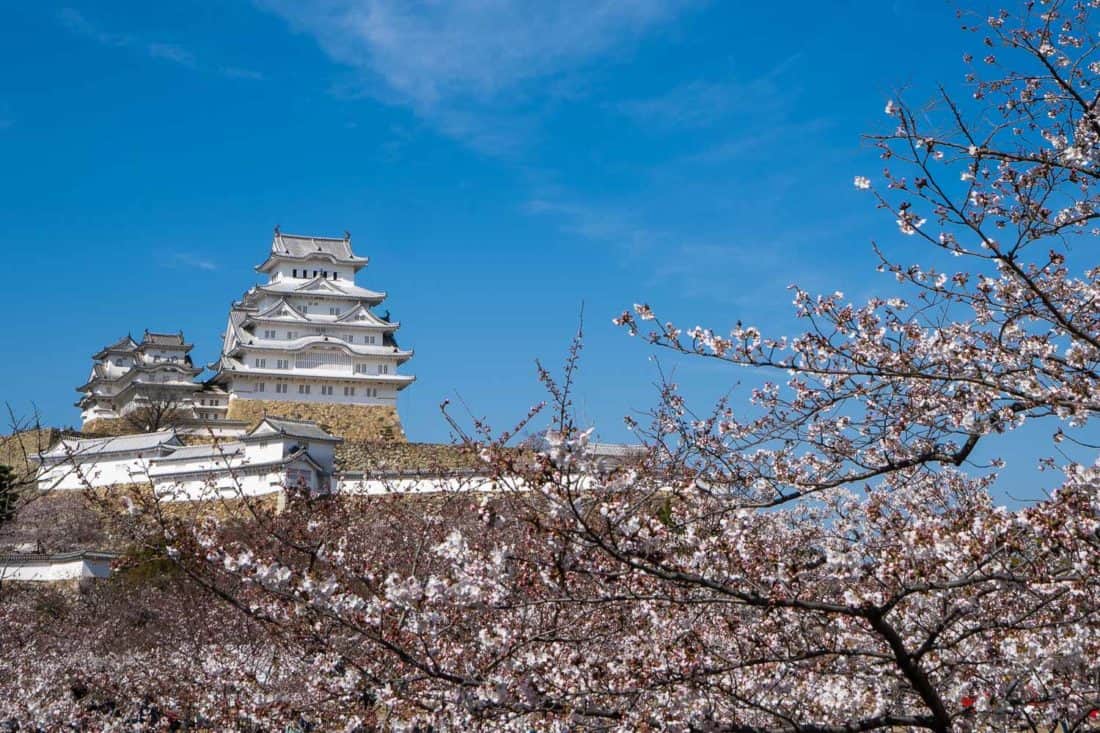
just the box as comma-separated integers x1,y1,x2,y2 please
344,386,355,396
276,359,289,369
322,271,328,279
257,382,266,392
254,358,267,368
321,385,333,395
275,383,288,394
377,364,389,374
298,384,310,394
333,272,339,280
292,269,297,277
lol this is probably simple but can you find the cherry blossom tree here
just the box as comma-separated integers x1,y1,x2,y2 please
3,2,1099,731
136,3,1098,729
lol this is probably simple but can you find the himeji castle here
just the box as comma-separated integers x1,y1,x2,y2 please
205,229,415,438
73,228,416,441
78,330,203,431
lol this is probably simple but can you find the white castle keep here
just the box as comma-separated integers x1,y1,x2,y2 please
77,331,203,427
76,229,415,435
207,229,415,407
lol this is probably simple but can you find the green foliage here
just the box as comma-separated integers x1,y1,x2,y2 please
655,494,674,528
116,548,182,588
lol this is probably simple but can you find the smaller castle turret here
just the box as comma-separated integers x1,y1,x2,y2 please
77,330,203,431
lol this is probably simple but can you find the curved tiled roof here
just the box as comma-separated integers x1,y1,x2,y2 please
247,416,341,443
140,330,188,348
274,232,362,260
257,230,369,272
92,335,138,360
250,277,386,302
36,429,181,462
154,442,245,463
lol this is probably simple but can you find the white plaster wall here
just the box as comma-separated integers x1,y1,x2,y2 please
153,459,320,502
276,265,352,282
336,475,502,496
302,442,335,471
140,348,187,364
243,440,285,464
151,449,244,476
38,455,156,491
231,379,398,405
0,558,112,582
154,470,285,502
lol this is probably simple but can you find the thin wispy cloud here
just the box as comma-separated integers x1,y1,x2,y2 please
57,8,263,80
166,253,219,272
523,194,834,308
57,7,128,47
257,0,698,152
146,42,197,68
524,198,667,255
686,118,834,164
220,66,266,81
617,53,802,132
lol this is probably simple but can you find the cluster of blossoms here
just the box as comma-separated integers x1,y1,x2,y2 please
4,2,1100,731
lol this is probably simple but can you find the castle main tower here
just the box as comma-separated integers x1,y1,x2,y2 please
207,229,414,440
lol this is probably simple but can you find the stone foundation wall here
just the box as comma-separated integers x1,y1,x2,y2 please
1,429,61,477
226,399,406,442
336,441,481,473
80,418,135,437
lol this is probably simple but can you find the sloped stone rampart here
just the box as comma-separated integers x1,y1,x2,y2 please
0,429,61,477
336,441,481,474
79,419,134,437
226,399,406,442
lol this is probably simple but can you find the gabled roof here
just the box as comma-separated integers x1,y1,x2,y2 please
275,232,360,260
77,361,202,392
230,333,412,359
256,229,369,272
250,276,386,302
253,298,311,322
154,441,246,463
36,429,182,462
335,304,399,329
92,335,138,360
246,417,342,444
140,330,188,348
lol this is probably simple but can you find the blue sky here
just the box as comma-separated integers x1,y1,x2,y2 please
6,0,1066,499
